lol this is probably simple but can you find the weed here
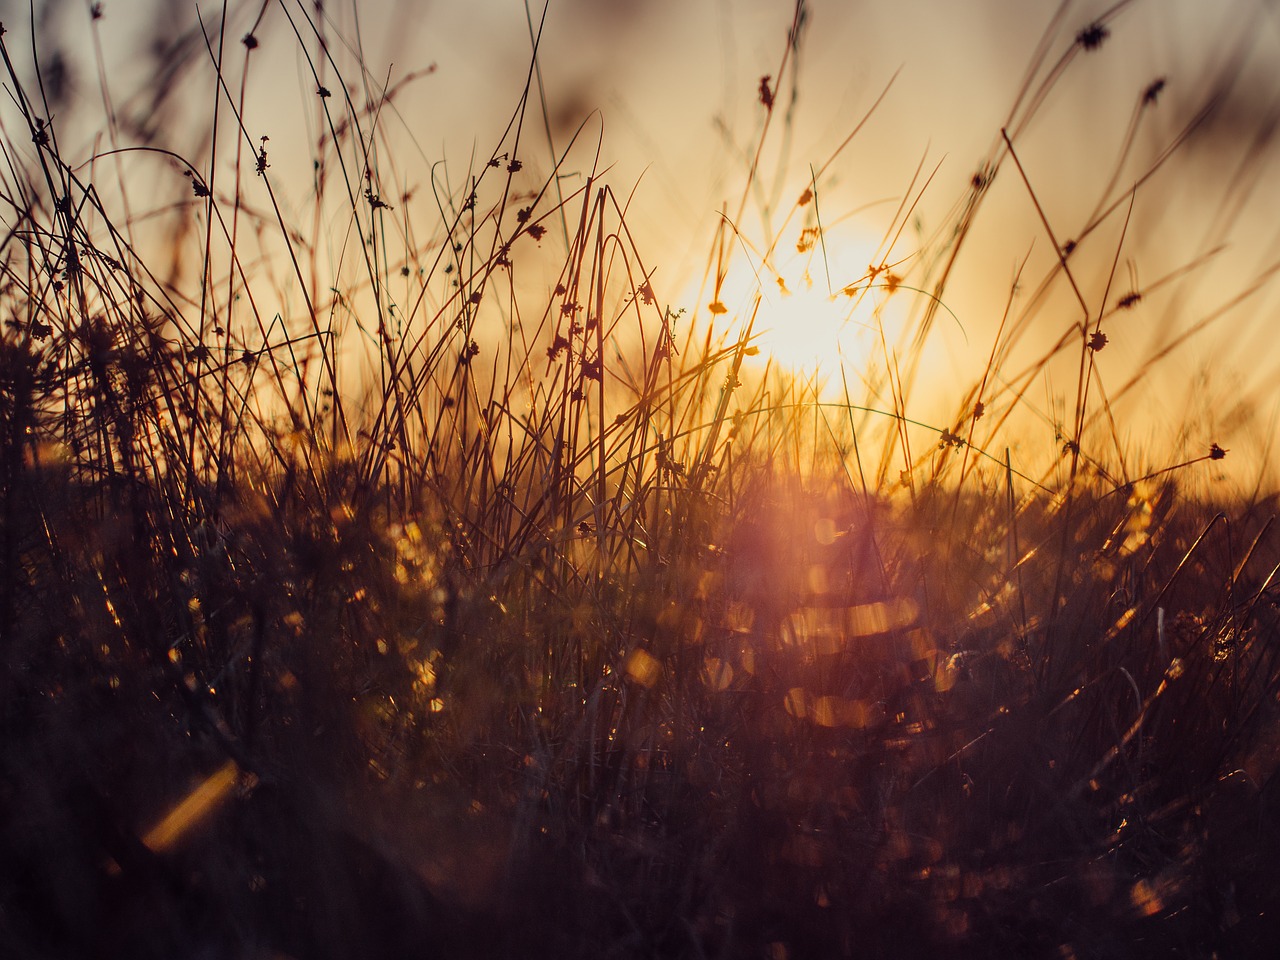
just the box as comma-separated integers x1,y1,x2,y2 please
1,2,1279,959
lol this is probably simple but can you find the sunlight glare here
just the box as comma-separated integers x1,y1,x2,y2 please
141,759,240,855
692,224,905,381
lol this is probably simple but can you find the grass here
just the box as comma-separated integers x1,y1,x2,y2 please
3,1,1280,957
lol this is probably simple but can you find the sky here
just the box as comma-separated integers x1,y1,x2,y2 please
8,0,1280,484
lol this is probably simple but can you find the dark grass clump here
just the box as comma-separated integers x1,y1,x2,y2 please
3,3,1280,959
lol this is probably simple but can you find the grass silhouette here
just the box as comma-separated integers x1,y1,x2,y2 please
2,2,1280,958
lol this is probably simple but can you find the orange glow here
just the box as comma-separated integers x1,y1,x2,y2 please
687,222,906,381
141,759,239,854
781,598,919,652
783,689,878,729
1129,878,1164,918
701,657,734,691
625,649,662,688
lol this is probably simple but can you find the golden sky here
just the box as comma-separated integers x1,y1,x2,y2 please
12,0,1280,483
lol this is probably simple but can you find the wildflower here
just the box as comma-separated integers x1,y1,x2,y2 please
1076,22,1109,50
758,75,775,109
547,335,569,360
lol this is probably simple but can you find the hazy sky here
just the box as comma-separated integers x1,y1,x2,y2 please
9,0,1280,480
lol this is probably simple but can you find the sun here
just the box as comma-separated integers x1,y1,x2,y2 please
688,223,905,382
752,268,868,372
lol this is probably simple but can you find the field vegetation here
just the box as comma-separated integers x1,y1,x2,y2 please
3,1,1280,957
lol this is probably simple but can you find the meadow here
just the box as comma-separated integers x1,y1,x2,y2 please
3,1,1280,957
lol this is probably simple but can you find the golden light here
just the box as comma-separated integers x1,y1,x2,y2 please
625,648,662,688
753,271,860,372
690,219,910,382
140,759,240,855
